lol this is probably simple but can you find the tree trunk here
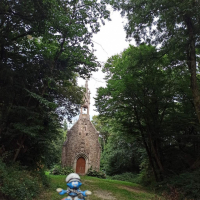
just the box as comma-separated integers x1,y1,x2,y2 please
134,107,159,181
149,134,164,174
184,15,200,123
141,133,159,182
13,135,26,162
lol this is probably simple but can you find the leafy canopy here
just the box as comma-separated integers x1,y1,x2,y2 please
0,0,110,167
95,44,200,181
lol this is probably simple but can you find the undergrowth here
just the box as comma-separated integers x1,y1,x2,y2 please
0,159,49,200
107,172,139,183
49,164,74,175
158,170,200,200
86,167,106,179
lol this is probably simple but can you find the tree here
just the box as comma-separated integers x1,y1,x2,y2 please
97,117,141,175
110,0,200,123
92,115,141,175
0,0,110,167
95,44,200,181
92,115,111,150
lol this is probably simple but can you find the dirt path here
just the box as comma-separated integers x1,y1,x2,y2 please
93,190,116,200
117,185,148,194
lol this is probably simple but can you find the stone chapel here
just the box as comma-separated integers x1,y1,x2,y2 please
61,80,101,175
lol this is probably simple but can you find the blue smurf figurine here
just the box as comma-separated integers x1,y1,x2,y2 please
56,173,92,200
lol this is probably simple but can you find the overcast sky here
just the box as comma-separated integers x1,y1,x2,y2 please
79,9,136,115
68,8,135,126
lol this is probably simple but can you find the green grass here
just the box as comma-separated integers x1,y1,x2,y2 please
34,174,162,200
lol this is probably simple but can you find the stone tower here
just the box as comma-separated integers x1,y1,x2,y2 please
61,79,101,175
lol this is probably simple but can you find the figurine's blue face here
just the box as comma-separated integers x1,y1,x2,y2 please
67,181,82,189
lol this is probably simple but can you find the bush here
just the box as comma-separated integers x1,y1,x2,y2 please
50,164,74,175
86,167,106,179
0,159,49,200
159,170,200,200
107,172,139,183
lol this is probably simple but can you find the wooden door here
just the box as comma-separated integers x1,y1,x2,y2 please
76,157,85,175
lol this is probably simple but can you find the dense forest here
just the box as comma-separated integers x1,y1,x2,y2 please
94,1,200,199
0,0,109,199
94,44,200,198
0,0,200,199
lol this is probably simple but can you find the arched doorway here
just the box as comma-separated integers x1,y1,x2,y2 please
76,157,85,175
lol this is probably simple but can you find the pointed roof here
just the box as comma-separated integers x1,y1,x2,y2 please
79,79,90,119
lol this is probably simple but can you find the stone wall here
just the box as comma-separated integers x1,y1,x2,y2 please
62,116,101,174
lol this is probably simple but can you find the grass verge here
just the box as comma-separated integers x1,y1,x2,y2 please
34,174,162,200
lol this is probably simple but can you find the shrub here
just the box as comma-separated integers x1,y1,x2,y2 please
162,186,185,200
86,167,106,179
107,172,139,183
159,170,200,200
0,159,48,200
50,164,74,175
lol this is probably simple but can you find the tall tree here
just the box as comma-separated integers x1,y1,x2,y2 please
0,0,110,167
95,44,200,181
110,0,200,123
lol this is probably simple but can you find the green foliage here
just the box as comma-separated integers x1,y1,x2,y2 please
92,116,141,175
101,128,141,175
137,165,157,188
107,172,139,183
44,128,66,169
63,120,68,132
63,120,68,142
110,0,200,44
95,43,200,198
50,164,74,175
0,159,49,200
91,115,112,151
86,167,106,179
0,0,110,169
110,0,200,124
159,170,200,200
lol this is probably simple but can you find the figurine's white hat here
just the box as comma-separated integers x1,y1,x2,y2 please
66,173,80,183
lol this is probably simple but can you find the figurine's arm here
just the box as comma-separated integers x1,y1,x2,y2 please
81,190,92,197
56,188,68,195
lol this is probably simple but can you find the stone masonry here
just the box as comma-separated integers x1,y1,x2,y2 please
61,80,101,175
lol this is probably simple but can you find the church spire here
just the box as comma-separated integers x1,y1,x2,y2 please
80,79,90,119
85,78,88,90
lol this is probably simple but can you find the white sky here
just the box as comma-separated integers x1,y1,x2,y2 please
68,9,135,127
79,9,135,116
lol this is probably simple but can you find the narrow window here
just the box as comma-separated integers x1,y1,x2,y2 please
83,107,87,114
